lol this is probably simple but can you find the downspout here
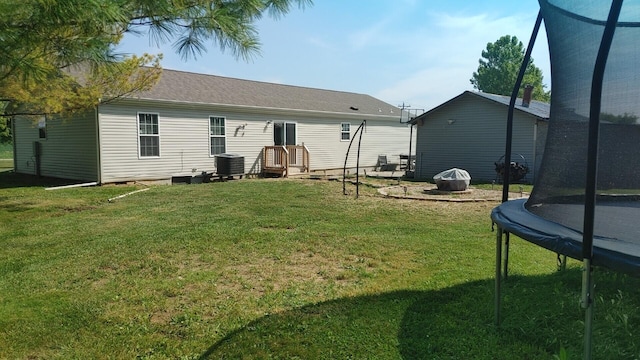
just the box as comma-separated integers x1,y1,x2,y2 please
407,123,414,174
11,116,16,170
94,105,102,184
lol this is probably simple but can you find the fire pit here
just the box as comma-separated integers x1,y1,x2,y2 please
433,168,471,191
494,154,529,183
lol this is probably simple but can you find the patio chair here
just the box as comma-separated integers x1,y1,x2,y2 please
376,155,396,172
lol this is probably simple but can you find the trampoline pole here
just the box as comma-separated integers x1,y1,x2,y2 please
494,7,542,331
495,227,503,326
503,11,542,203
503,232,510,280
580,1,622,359
557,254,567,271
582,259,594,360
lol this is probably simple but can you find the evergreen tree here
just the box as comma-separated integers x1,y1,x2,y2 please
0,0,312,123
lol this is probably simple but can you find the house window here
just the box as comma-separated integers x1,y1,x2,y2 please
138,113,159,157
341,122,351,141
210,116,226,155
38,116,47,139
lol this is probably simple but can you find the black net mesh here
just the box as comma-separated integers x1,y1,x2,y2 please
527,0,640,243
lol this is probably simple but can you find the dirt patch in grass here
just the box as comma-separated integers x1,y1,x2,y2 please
224,250,372,295
379,184,528,202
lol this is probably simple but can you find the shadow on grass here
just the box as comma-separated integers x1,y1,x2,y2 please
198,268,640,359
0,170,82,189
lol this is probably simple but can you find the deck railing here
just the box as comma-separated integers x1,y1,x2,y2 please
263,145,309,177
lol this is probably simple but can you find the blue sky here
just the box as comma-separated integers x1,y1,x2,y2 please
116,0,549,111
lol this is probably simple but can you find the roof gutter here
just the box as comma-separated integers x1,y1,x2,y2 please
120,97,399,121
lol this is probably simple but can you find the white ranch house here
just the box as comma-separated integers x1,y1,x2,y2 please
12,69,413,184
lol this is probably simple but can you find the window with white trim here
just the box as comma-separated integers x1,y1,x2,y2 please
138,113,159,157
210,116,226,155
341,122,351,141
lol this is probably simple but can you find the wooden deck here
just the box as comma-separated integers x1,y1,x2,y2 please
263,145,310,177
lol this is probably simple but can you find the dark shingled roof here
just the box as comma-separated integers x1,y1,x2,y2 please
132,68,400,118
410,90,550,124
472,91,550,119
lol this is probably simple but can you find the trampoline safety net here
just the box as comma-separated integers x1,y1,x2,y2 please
526,0,640,256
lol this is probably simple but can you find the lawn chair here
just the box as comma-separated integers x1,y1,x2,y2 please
376,155,397,172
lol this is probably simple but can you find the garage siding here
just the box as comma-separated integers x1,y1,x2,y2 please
414,95,541,182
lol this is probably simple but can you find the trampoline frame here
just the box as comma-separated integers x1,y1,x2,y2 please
493,1,624,359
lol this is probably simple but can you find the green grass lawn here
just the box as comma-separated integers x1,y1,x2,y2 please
1,174,639,359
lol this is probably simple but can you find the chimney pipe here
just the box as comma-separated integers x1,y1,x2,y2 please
522,85,533,107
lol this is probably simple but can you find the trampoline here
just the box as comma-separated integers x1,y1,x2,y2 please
491,0,640,358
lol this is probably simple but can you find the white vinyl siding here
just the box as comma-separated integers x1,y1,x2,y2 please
294,119,412,171
13,101,412,184
97,101,412,183
99,103,234,183
209,116,226,155
138,113,159,157
341,122,350,141
13,110,98,181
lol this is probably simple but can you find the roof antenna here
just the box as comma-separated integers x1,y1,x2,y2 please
398,102,411,123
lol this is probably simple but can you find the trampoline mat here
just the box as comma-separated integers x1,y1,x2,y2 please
491,199,640,276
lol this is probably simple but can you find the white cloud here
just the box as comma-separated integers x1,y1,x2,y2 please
376,66,473,111
435,13,490,29
374,10,550,109
347,18,393,50
306,36,335,51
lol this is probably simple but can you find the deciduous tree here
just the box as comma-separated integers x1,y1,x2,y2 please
601,112,638,125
